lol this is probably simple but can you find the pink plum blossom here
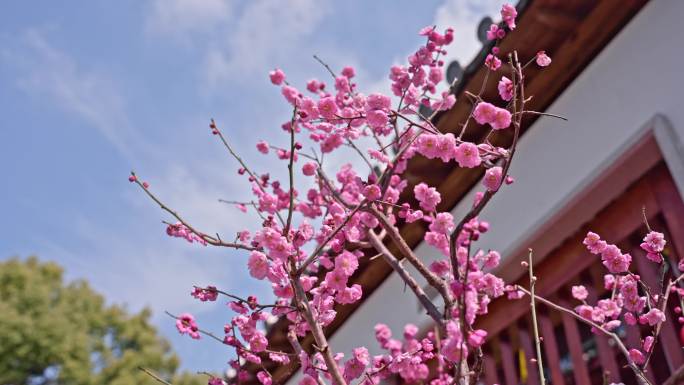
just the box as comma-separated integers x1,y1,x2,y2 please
176,313,200,339
601,244,631,273
257,372,272,385
629,349,646,365
248,251,269,280
256,141,270,154
363,184,382,200
572,285,588,301
486,24,505,40
306,79,322,93
482,166,503,191
536,51,552,67
485,54,501,71
342,66,356,78
318,96,338,119
302,162,317,176
269,68,285,85
641,231,666,262
473,102,497,125
335,251,359,276
366,93,391,110
484,251,501,269
132,21,671,385
491,108,512,130
336,284,362,304
583,231,607,254
366,109,389,131
454,142,482,168
604,320,621,331
192,286,218,302
501,4,517,30
414,183,441,212
430,212,455,233
644,336,655,352
473,102,511,130
497,76,514,101
281,85,300,105
640,309,666,326
325,268,349,291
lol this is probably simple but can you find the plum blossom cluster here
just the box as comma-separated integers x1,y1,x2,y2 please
570,230,683,367
641,230,667,263
191,286,218,302
127,3,684,385
166,222,208,245
473,102,511,130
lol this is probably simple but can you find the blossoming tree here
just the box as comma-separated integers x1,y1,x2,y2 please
131,4,684,385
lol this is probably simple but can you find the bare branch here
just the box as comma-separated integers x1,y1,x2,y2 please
369,206,453,309
368,230,444,327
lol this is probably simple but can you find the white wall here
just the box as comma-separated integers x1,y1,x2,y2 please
287,0,684,382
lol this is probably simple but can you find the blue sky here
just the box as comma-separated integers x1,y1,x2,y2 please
0,0,507,374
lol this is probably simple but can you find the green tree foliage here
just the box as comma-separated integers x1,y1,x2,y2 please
0,257,206,385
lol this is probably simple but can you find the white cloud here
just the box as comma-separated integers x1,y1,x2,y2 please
4,29,142,163
144,0,333,85
145,0,232,38
203,0,332,85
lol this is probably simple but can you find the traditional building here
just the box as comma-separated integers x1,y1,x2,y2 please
254,0,684,384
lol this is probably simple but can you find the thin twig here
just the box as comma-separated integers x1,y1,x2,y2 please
211,119,286,226
345,139,376,174
211,119,263,193
527,249,546,385
313,54,336,78
642,206,653,232
131,174,258,251
138,367,173,385
283,106,298,237
520,110,568,121
218,199,268,221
